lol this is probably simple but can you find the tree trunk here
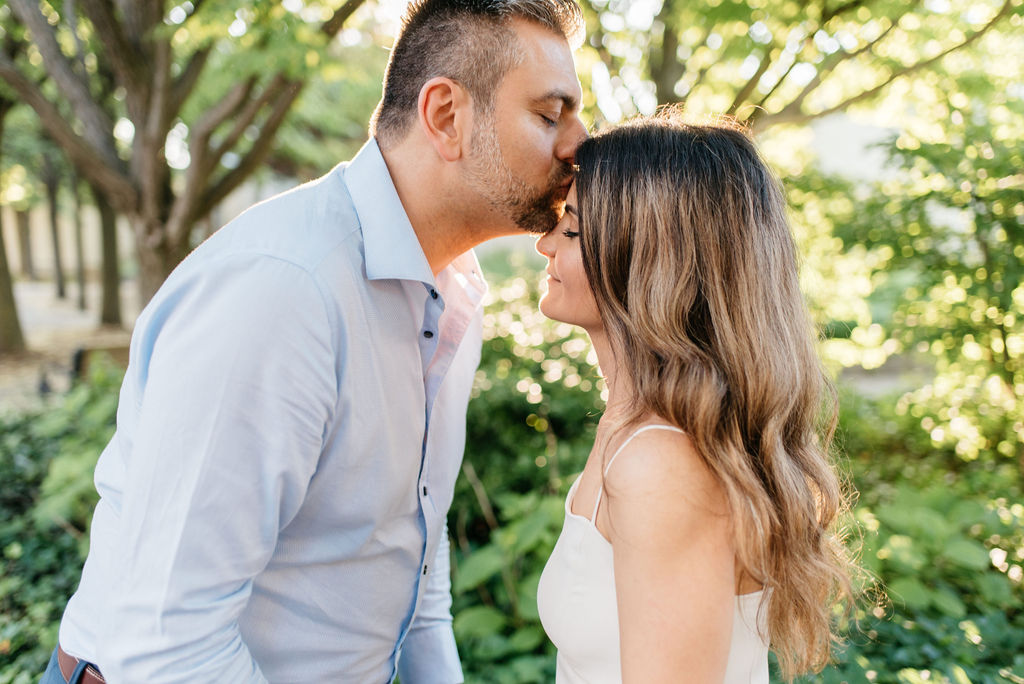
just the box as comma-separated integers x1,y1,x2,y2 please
0,98,26,354
5,0,369,313
71,175,87,310
15,209,34,280
135,220,190,304
0,210,26,354
90,184,122,327
46,171,66,299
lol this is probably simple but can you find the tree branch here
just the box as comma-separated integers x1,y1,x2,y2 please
194,79,303,224
77,0,145,97
751,53,799,113
686,62,713,103
321,0,370,38
0,53,135,211
135,35,173,228
62,0,90,75
768,0,1014,129
650,0,686,104
183,0,208,22
8,0,119,168
167,74,277,244
727,47,775,116
187,76,258,175
165,0,368,245
171,45,212,111
209,75,290,172
752,21,895,129
822,0,871,24
115,0,161,45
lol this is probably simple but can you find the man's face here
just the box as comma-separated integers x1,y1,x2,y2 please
464,19,587,235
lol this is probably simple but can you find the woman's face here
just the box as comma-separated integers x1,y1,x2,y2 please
535,184,602,331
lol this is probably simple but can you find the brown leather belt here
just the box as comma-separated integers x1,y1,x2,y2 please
57,645,106,684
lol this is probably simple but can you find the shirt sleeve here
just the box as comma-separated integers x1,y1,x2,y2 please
396,527,464,684
94,255,337,683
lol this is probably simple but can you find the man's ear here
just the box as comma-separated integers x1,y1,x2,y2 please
417,77,473,162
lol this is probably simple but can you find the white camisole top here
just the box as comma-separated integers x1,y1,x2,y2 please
537,425,770,683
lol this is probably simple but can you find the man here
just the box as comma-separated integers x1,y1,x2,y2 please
42,1,587,682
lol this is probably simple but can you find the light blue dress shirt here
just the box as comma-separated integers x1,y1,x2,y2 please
58,139,486,683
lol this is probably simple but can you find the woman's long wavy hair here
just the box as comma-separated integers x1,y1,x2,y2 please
574,112,855,679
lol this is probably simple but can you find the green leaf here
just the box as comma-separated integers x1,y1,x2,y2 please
880,534,926,571
941,537,990,571
507,509,553,555
976,572,1013,607
453,605,508,641
931,586,966,618
453,545,506,595
948,500,987,528
887,577,933,611
898,669,951,684
505,625,545,654
507,653,553,683
950,665,973,684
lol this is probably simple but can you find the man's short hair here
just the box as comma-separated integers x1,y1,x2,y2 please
370,0,584,148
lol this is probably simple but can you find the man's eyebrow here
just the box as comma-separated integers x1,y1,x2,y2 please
532,90,580,112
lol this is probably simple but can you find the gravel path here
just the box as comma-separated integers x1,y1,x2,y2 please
0,279,139,412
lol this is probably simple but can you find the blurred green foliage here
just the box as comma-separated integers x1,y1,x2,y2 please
849,110,1022,476
2,265,1022,682
446,269,1024,683
4,97,1024,684
4,121,1024,680
0,361,121,684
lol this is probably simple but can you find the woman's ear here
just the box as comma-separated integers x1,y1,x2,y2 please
417,77,473,162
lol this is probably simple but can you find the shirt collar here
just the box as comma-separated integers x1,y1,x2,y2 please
344,138,434,284
344,138,489,305
441,250,488,311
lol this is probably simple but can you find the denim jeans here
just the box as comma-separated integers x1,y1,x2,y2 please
40,647,91,684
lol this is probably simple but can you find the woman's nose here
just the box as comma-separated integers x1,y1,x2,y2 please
535,232,555,258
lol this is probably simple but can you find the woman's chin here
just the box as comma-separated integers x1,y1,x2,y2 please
538,296,565,321
538,298,553,321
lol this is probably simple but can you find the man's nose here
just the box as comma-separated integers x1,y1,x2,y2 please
556,115,588,165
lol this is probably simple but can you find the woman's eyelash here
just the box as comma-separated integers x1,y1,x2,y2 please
562,230,579,238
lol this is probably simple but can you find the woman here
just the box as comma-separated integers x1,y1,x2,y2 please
535,113,855,682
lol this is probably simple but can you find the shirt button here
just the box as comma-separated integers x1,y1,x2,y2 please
423,330,434,339
422,486,428,496
430,289,438,299
423,565,429,575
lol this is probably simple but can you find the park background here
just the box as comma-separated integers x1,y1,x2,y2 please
0,0,1022,681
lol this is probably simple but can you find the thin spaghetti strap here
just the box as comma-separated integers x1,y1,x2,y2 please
589,424,686,522
602,425,686,476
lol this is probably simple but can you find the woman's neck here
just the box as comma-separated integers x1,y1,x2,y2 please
586,326,632,417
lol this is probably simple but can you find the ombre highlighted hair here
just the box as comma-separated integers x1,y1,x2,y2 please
574,111,857,679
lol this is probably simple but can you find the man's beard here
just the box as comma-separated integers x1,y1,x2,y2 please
466,115,573,234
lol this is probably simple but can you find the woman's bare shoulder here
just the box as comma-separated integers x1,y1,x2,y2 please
602,422,729,533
